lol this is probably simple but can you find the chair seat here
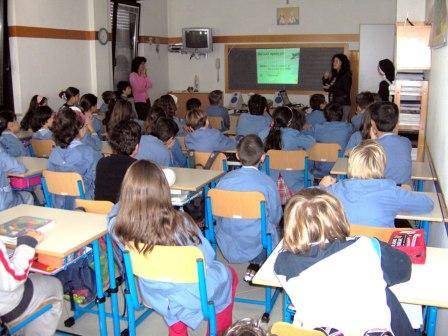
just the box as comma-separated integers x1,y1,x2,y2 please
7,299,58,328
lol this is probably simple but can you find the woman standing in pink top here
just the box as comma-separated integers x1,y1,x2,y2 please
129,56,153,120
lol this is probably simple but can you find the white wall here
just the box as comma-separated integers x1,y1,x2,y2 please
397,0,427,22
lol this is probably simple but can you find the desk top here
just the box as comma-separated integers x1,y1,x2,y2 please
253,241,448,308
170,167,224,192
331,158,436,181
396,192,444,222
0,205,107,258
8,157,48,178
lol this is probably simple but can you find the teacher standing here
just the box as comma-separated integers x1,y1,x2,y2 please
129,56,153,120
322,53,352,121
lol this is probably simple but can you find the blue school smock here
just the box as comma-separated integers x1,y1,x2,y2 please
47,139,101,209
0,149,28,211
378,133,412,185
306,110,326,127
313,121,353,177
81,133,102,152
236,113,271,136
92,116,103,135
345,131,362,155
0,131,27,157
32,128,53,140
325,179,434,228
259,127,315,192
171,138,187,167
136,135,173,167
351,112,365,131
185,127,236,152
215,166,282,263
206,106,230,131
106,203,232,330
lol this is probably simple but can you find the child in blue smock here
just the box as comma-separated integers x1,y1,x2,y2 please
351,91,374,131
80,93,103,134
236,94,271,136
30,106,54,140
205,90,230,131
320,140,433,228
185,109,236,152
0,110,28,157
370,102,412,185
215,135,282,281
0,148,34,210
313,102,353,177
260,106,315,192
68,104,101,152
305,93,326,127
47,107,101,209
107,160,237,335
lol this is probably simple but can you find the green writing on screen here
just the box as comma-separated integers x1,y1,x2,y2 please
256,48,300,85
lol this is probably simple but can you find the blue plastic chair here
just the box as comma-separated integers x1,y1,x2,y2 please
264,149,311,188
41,170,85,208
205,189,281,322
121,245,218,336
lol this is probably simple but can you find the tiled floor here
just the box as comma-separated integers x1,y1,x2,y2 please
56,259,283,336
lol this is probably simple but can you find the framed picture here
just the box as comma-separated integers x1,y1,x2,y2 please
430,0,448,48
277,7,299,26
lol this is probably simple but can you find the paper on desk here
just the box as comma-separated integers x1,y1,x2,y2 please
401,303,423,329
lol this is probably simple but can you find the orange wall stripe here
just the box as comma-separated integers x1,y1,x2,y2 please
9,26,97,40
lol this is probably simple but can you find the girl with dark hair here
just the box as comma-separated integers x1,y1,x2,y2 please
378,59,395,102
104,99,134,135
30,106,54,140
21,95,48,131
129,56,153,120
322,54,352,121
80,93,102,134
259,106,315,192
59,87,80,108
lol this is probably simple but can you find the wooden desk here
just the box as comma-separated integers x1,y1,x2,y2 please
397,192,443,223
172,91,210,118
8,157,48,178
170,167,224,192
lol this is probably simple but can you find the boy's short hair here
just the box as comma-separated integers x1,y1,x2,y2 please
208,90,223,105
348,139,386,179
186,109,207,130
117,81,131,94
152,117,179,142
283,188,350,254
108,120,142,155
186,98,201,111
324,102,343,122
356,91,374,110
309,94,326,111
237,134,264,166
224,318,267,336
370,102,399,132
248,94,267,116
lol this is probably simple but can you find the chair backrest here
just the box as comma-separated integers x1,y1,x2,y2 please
75,199,114,215
267,149,307,170
30,139,55,158
194,151,227,171
308,143,341,162
350,224,413,243
207,189,265,219
42,170,85,197
208,116,223,130
271,322,325,336
126,245,204,283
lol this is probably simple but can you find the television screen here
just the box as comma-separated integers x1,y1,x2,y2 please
185,30,209,49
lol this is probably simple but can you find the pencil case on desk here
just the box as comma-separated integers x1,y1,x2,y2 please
9,176,41,189
389,229,426,264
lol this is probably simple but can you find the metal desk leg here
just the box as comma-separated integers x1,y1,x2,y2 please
92,239,108,336
417,180,424,192
420,221,430,244
106,235,120,336
426,306,438,336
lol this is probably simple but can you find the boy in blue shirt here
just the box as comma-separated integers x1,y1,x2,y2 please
0,111,28,157
236,94,271,136
370,102,412,185
205,90,230,131
215,135,282,281
351,91,374,131
305,94,326,127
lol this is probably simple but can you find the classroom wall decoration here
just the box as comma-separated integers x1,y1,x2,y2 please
277,7,299,25
429,0,448,48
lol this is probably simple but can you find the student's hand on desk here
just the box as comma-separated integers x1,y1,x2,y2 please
319,175,337,187
25,230,44,243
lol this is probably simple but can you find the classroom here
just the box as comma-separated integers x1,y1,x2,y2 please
1,0,448,335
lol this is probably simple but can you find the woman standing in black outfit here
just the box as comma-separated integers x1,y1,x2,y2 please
378,59,395,102
322,53,352,121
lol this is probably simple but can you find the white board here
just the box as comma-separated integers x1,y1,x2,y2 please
359,24,395,93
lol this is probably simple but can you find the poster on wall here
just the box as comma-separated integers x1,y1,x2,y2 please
429,0,448,48
277,7,299,25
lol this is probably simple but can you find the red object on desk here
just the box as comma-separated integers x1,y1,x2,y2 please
389,229,426,264
9,176,41,189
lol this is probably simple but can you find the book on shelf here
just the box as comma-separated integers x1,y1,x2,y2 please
0,216,54,244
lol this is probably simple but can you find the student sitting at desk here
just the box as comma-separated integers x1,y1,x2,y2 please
95,120,140,203
30,106,54,140
351,91,374,131
0,110,28,157
274,188,417,335
0,230,63,336
345,102,375,155
185,109,236,152
206,90,230,131
21,95,48,131
0,147,34,210
236,94,271,137
80,93,103,135
305,93,326,127
320,140,433,228
215,135,282,281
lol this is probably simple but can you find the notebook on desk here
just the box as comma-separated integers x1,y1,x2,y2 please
0,216,54,244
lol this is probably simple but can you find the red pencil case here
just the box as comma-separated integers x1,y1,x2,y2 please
9,176,41,189
389,229,426,264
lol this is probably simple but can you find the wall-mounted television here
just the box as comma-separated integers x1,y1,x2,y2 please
182,28,213,54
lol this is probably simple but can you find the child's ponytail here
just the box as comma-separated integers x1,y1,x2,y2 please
264,106,293,151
